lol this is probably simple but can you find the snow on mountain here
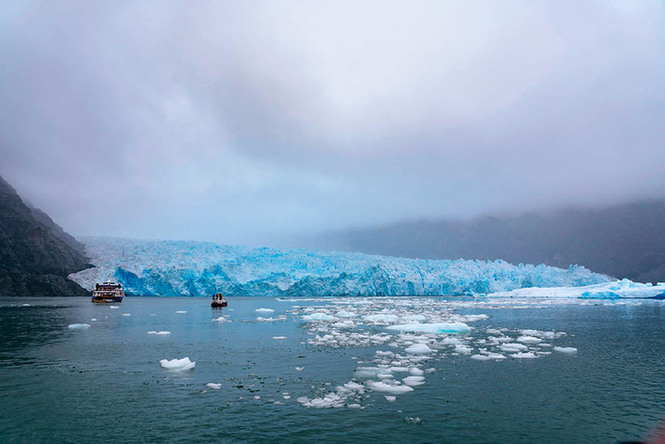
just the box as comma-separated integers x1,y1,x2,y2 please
68,237,613,297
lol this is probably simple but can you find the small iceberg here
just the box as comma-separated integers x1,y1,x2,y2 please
160,357,195,371
147,331,171,335
206,383,222,390
68,323,90,330
176,310,187,314
272,336,287,340
255,308,275,314
554,346,577,354
365,380,414,394
405,343,433,354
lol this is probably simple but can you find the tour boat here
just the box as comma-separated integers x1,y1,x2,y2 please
91,278,124,303
211,293,228,307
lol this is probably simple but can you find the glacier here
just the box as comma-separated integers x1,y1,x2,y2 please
68,237,621,297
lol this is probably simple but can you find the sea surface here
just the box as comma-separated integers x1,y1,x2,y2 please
1,296,664,443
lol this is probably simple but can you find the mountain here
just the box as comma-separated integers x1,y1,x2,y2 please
0,176,90,295
69,237,611,297
311,202,665,284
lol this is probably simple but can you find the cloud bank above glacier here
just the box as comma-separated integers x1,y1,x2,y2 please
1,1,664,245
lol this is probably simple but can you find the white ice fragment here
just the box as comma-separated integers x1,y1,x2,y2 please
511,352,537,359
335,310,357,318
160,357,196,371
517,336,542,344
176,311,187,314
302,313,336,321
385,396,396,402
405,343,433,354
148,331,171,335
272,336,287,340
68,323,90,330
212,317,229,322
90,318,97,322
387,322,470,334
122,313,131,317
366,380,414,394
363,314,398,323
110,306,119,309
499,343,528,353
206,383,222,389
553,346,577,354
295,367,304,371
471,354,492,361
403,376,425,386
255,308,275,314
409,367,424,376
354,367,383,379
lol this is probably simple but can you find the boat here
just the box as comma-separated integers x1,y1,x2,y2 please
91,277,124,303
211,293,228,307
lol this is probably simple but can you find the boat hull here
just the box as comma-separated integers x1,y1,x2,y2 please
211,301,228,307
91,296,123,303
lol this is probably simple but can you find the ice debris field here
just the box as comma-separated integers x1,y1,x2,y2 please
67,237,665,298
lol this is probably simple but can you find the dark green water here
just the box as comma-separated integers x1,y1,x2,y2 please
1,296,664,443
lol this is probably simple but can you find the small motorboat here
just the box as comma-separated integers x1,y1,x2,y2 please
211,293,228,307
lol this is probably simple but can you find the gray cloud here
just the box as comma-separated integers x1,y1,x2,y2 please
1,0,664,245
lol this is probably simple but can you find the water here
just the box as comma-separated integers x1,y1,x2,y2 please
1,296,664,443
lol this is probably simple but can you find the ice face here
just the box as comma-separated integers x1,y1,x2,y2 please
69,237,611,297
488,278,665,299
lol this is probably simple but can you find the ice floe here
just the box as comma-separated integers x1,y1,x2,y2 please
488,279,665,299
160,357,195,371
554,346,578,354
206,383,222,389
272,336,287,340
147,330,171,335
68,323,90,329
175,310,187,314
387,322,471,334
255,308,275,313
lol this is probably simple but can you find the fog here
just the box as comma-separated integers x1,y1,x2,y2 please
1,1,664,246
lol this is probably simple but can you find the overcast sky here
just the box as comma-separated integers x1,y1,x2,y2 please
1,1,664,246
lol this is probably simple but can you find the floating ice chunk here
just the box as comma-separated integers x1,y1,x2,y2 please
335,310,357,318
385,395,396,402
511,352,537,359
405,343,433,354
122,313,131,317
354,367,383,379
206,383,222,389
22,304,31,307
442,337,462,345
387,322,470,334
409,367,424,376
302,313,336,322
366,380,414,394
160,357,195,371
68,323,90,330
90,318,97,322
553,346,577,354
254,396,261,400
363,314,398,323
517,336,542,344
499,343,528,353
454,344,473,355
471,354,492,361
176,311,187,314
272,336,287,340
295,367,304,371
403,376,425,386
148,331,171,335
212,317,230,322
405,417,422,424
110,306,119,309
255,308,275,314
297,392,344,408
401,314,426,322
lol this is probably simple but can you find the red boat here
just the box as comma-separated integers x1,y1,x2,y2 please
211,293,227,307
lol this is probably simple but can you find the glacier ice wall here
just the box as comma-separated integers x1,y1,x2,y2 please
69,237,612,297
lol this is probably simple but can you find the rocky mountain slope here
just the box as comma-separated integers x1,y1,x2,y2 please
0,176,90,295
